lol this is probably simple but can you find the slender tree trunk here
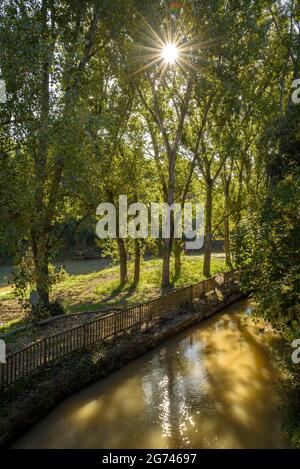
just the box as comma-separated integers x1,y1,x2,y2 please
27,3,101,316
174,239,182,279
117,237,128,285
32,234,50,309
224,187,232,269
203,181,213,278
141,80,193,289
162,150,175,288
133,239,141,287
31,1,50,314
36,257,50,307
162,241,171,288
236,164,244,226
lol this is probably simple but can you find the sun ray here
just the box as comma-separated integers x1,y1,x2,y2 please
140,16,166,49
136,45,163,54
158,61,169,80
139,31,166,51
177,56,200,72
132,17,220,76
133,56,165,76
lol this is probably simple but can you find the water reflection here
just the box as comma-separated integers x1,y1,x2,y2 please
12,299,289,449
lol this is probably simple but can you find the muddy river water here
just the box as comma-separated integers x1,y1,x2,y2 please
12,299,289,449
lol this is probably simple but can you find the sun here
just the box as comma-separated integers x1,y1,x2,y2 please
133,18,212,76
161,43,179,65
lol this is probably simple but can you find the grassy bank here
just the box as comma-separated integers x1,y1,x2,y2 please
52,255,226,312
0,255,227,334
0,286,242,448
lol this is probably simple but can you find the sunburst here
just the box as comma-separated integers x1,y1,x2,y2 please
132,17,220,76
161,42,179,65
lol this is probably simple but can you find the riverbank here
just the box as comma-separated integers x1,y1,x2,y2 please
12,295,290,449
0,254,226,334
0,284,243,448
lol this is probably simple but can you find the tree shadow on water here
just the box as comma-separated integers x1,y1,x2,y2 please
201,316,289,448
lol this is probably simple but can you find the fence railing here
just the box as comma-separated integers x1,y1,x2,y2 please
0,270,239,391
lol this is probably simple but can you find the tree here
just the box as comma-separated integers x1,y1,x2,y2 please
0,0,128,315
233,0,300,338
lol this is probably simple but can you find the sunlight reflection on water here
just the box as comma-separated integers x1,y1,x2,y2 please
12,299,289,449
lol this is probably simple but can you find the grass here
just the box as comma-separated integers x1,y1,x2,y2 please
0,254,227,333
52,254,227,312
0,291,15,301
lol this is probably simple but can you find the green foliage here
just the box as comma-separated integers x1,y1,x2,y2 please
233,173,300,339
0,0,299,445
11,249,68,319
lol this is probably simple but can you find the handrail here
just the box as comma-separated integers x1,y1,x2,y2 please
0,270,239,391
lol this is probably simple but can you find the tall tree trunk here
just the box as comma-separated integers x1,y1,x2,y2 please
174,239,182,279
36,253,50,308
31,0,50,314
133,239,141,287
203,181,213,278
224,186,232,269
140,80,193,289
28,2,101,316
32,233,50,310
236,163,245,226
162,150,175,288
162,240,171,288
117,237,128,285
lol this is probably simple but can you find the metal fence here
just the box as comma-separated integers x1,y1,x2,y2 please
0,271,239,391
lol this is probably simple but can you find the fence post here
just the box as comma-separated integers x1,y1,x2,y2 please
114,313,117,336
83,324,87,349
43,339,47,365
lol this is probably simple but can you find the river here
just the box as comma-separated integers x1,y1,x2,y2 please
12,299,289,449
